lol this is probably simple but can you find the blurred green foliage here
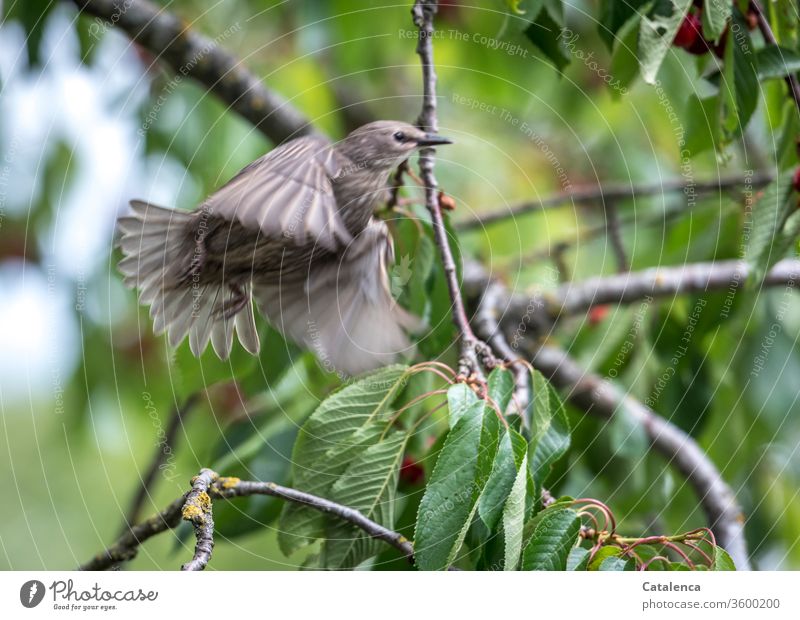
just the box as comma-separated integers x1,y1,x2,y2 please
2,0,800,570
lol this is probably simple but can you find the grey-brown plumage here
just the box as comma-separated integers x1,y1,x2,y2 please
116,121,451,375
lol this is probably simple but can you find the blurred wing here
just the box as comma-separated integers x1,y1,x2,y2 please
204,135,352,251
254,220,420,376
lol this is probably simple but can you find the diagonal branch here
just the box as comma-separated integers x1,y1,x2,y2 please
492,258,800,331
79,469,414,571
72,0,313,143
469,272,751,570
412,0,496,379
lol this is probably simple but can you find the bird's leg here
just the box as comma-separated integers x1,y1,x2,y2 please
221,283,248,320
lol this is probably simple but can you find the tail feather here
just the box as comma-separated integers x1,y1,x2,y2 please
116,200,261,360
234,295,260,355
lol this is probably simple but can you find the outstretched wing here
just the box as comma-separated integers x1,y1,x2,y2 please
203,134,352,252
254,220,421,376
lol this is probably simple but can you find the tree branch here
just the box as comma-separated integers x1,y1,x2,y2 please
72,0,313,144
468,272,751,570
455,172,773,231
180,469,217,571
493,258,800,331
412,0,496,378
79,469,414,571
472,276,531,428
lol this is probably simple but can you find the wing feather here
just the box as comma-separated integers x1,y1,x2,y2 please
203,135,352,251
253,220,420,376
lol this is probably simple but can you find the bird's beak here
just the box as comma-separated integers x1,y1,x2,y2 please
416,133,453,147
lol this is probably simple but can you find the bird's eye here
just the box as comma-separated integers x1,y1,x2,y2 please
393,131,406,142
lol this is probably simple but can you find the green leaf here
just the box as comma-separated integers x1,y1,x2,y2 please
589,545,624,570
529,371,571,500
278,365,409,555
447,383,481,429
776,100,800,171
520,506,581,570
719,9,759,140
599,556,631,571
404,233,435,317
609,401,649,461
486,367,515,414
598,0,650,49
566,546,591,570
745,173,795,281
542,0,564,25
502,453,529,570
713,546,736,570
323,431,408,568
683,93,721,156
702,0,731,41
478,429,527,530
523,8,572,72
755,45,800,81
609,12,643,96
415,401,485,570
638,0,693,84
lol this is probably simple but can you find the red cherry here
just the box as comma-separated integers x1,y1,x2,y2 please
588,305,611,326
792,167,800,193
673,12,701,49
400,456,425,486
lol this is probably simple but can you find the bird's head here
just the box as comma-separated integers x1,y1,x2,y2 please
338,120,452,171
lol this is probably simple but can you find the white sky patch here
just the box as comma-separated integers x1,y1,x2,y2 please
0,6,197,406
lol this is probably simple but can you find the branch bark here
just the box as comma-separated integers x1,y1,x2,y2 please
491,257,800,331
412,0,496,378
80,469,414,571
455,172,773,231
469,272,751,570
72,0,314,144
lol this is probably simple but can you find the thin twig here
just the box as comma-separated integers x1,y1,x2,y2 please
79,496,186,570
119,394,199,536
604,200,628,273
79,469,414,571
412,0,496,379
72,0,313,143
455,172,774,231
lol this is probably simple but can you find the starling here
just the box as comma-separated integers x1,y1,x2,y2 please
116,121,452,375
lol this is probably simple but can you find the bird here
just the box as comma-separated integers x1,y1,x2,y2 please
116,120,452,376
